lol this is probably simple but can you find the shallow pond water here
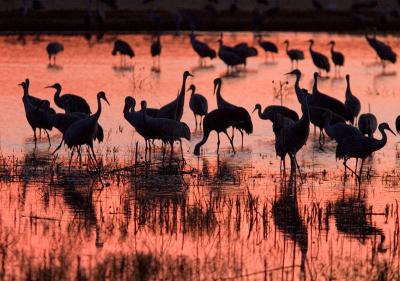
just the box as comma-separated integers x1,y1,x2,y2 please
0,32,400,280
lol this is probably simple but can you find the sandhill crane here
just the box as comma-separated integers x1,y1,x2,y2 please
141,101,190,162
214,77,253,145
252,104,299,123
151,33,162,69
63,91,109,168
46,42,64,66
255,34,278,61
275,92,310,178
217,38,244,74
112,39,134,67
323,111,362,143
307,39,330,75
328,41,345,76
20,81,53,146
188,84,208,127
189,32,216,66
233,42,258,68
46,83,91,115
336,122,396,180
194,107,253,155
283,40,304,69
344,74,361,125
366,32,397,72
396,116,400,134
157,71,193,121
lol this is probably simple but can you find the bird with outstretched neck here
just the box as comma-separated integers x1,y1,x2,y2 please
63,91,109,169
283,40,304,69
252,104,299,123
336,122,396,181
157,70,193,121
46,83,91,115
188,84,208,128
344,74,361,125
194,107,252,156
307,39,330,75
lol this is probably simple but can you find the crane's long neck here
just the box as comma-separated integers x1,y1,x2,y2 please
377,127,388,148
54,86,62,107
215,81,224,104
123,102,134,117
194,127,211,154
330,43,334,53
299,98,310,127
294,74,303,103
345,78,351,98
93,96,102,121
309,42,313,52
179,74,189,103
284,42,289,54
312,76,318,95
256,107,263,119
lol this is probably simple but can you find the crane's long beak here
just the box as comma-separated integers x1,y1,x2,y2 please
188,72,194,77
44,86,53,89
251,108,257,113
104,97,110,105
389,127,396,136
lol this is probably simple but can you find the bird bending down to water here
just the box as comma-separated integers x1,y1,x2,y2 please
158,70,193,121
336,122,395,180
190,32,216,66
283,40,304,69
365,32,397,73
46,83,91,115
141,101,190,162
344,74,361,125
46,42,64,66
194,107,253,156
112,39,135,67
307,39,330,75
328,40,344,76
63,91,109,169
188,84,208,128
275,92,310,178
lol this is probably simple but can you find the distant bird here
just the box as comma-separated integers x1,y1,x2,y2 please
283,40,304,68
112,39,134,67
63,91,109,168
275,92,310,176
189,32,216,66
252,104,299,123
344,74,361,125
396,116,400,134
20,81,53,146
233,42,258,68
307,39,330,75
188,84,208,127
142,101,190,161
214,78,253,145
310,72,350,121
365,32,397,72
285,69,306,104
336,123,395,180
24,79,55,114
194,107,253,155
158,71,193,121
46,83,91,115
328,41,345,76
255,34,278,61
358,112,378,138
46,42,64,66
150,33,162,69
323,111,362,143
217,37,245,74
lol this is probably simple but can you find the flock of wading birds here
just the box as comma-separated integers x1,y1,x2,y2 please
24,32,400,181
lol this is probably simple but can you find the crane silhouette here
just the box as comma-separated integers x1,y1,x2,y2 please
141,100,190,162
188,84,208,128
328,40,344,76
255,34,278,62
307,39,330,75
233,42,258,69
323,111,362,143
214,77,253,146
46,83,91,115
158,70,193,121
217,37,244,74
253,104,299,123
275,92,310,178
194,107,252,155
336,122,395,180
63,91,109,169
189,32,216,66
283,40,304,69
46,42,64,66
344,74,361,125
112,39,134,67
150,33,162,69
20,81,53,147
365,32,397,72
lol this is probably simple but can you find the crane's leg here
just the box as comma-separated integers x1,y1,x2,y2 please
358,158,365,181
294,155,304,184
162,142,166,163
179,140,184,161
54,55,57,66
89,144,99,170
217,133,220,154
224,131,236,154
33,128,37,148
240,129,244,147
77,146,82,167
194,113,197,128
355,158,358,174
45,130,51,146
169,142,174,165
69,148,74,171
231,127,235,142
52,139,63,154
